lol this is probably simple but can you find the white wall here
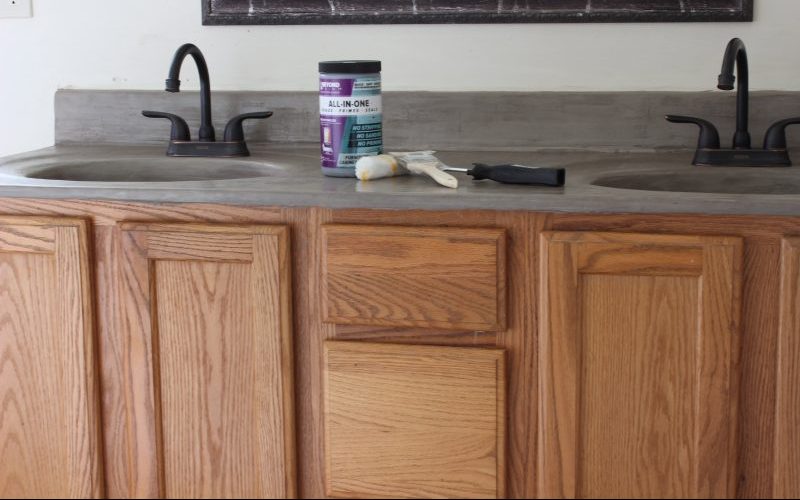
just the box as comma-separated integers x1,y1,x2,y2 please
1,0,798,156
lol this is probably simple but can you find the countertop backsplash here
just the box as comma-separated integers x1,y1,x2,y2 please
55,89,800,153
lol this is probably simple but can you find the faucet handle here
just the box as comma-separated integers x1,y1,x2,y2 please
764,117,800,150
223,112,273,142
142,111,191,141
666,115,721,150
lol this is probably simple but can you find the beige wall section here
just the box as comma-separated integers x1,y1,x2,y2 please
1,0,799,155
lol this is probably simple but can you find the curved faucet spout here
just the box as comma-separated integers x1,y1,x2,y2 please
717,38,750,149
166,43,215,142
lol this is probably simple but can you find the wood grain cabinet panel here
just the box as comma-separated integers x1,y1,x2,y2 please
118,223,295,499
776,237,800,498
321,224,506,331
324,341,506,499
538,231,742,499
0,217,103,499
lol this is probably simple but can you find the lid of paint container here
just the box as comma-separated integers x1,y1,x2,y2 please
319,60,382,74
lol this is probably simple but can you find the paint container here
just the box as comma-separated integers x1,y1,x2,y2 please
319,60,383,177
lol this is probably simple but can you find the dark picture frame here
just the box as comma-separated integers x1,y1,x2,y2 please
202,0,754,26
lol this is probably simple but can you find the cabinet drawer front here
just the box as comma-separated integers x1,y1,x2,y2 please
324,341,506,499
322,225,506,331
118,223,295,499
539,231,742,499
0,217,103,499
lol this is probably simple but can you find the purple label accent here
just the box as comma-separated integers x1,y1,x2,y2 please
320,115,347,168
320,78,354,97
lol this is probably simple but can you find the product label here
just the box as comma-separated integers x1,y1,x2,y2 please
319,75,383,171
319,96,382,116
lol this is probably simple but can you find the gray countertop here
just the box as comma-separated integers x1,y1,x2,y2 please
2,143,800,216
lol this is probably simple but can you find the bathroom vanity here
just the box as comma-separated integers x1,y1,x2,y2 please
2,90,800,499
0,145,799,500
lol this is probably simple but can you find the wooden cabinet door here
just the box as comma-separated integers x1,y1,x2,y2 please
538,231,742,499
776,237,800,498
324,341,506,499
118,223,295,499
0,217,103,498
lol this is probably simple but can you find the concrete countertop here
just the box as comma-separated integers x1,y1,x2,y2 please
1,143,800,216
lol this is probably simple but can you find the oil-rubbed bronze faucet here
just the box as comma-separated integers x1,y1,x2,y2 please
667,38,800,167
717,37,751,149
142,43,272,157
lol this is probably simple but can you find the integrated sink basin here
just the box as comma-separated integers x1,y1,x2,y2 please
23,158,283,183
592,170,800,195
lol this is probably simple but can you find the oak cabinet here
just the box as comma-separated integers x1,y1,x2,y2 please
538,231,742,499
0,217,103,499
117,223,296,499
320,224,509,499
0,200,796,499
323,341,506,499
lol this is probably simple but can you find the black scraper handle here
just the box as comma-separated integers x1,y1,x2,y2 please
468,163,566,186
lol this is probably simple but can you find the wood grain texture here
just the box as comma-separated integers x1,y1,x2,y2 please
546,213,785,499
147,232,252,261
0,199,791,499
0,217,103,499
0,198,287,227
333,324,498,346
737,243,781,499
538,231,742,499
0,197,797,238
0,222,54,253
93,224,131,498
324,341,506,499
319,209,537,499
501,211,542,499
118,222,295,499
775,237,800,498
322,224,506,331
119,222,272,262
547,212,800,246
580,274,696,498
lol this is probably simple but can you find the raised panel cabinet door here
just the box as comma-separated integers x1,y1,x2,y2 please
324,341,506,499
0,217,103,498
776,237,800,498
538,231,742,499
118,223,295,499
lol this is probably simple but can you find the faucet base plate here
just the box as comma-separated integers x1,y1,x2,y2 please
694,148,791,167
166,141,251,158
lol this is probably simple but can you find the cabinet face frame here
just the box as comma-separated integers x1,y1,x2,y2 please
117,222,296,499
538,231,742,499
0,216,104,498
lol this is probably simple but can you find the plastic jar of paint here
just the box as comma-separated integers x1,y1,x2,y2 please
319,60,383,177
